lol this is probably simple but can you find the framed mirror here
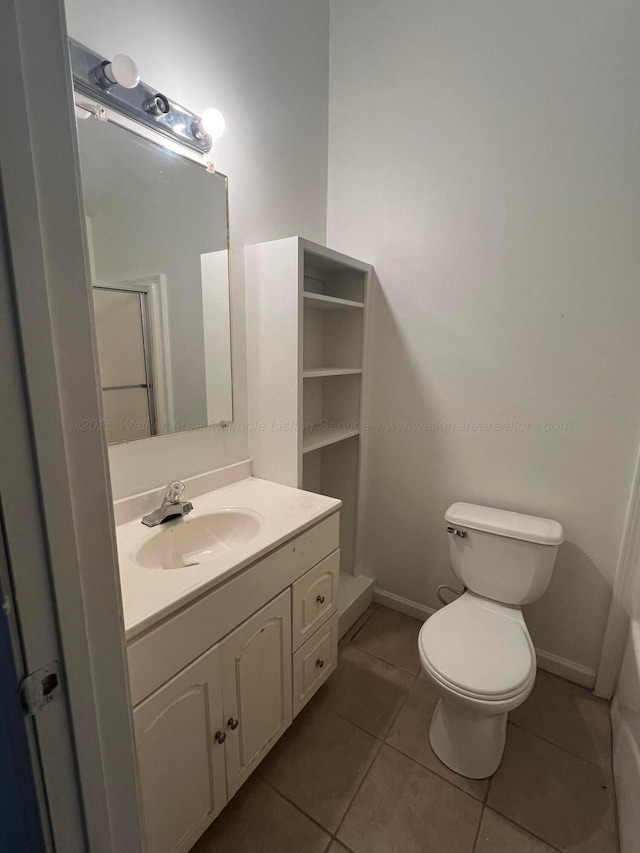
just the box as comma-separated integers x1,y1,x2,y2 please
76,112,233,444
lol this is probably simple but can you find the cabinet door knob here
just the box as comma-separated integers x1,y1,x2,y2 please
227,718,239,730
316,658,325,668
316,595,326,604
214,730,226,744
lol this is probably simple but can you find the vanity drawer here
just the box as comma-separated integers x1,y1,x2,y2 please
292,613,338,717
292,550,339,651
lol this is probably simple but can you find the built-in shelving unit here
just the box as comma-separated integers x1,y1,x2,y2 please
245,237,374,636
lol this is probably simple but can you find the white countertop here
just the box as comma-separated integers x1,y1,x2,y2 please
115,473,341,641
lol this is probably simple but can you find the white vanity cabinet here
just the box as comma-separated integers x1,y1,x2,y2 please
128,512,340,853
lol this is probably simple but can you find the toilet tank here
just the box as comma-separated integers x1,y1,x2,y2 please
444,503,564,606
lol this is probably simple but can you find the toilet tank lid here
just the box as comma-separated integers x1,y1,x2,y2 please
445,503,564,545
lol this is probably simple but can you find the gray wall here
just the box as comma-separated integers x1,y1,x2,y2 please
327,0,640,673
65,0,330,497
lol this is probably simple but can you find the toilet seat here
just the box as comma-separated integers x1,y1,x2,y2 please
419,593,535,701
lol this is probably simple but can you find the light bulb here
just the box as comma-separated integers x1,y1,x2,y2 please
101,54,140,89
196,108,226,141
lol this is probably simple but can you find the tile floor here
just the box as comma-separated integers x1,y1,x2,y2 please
192,604,619,853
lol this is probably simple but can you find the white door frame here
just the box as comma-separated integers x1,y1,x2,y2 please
0,1,143,850
93,276,175,434
595,443,640,698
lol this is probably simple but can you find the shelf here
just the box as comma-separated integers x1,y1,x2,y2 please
303,292,364,311
303,368,362,379
302,424,360,454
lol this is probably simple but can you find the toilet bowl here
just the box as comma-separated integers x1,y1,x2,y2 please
419,502,563,779
419,592,536,778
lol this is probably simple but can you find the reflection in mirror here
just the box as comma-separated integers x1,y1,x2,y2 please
76,116,233,444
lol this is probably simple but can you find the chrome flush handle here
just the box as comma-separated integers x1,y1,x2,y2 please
446,526,467,538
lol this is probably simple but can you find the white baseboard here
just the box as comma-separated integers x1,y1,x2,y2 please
535,649,596,690
373,587,435,621
374,586,597,691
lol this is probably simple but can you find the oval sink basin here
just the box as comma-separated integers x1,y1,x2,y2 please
135,508,263,570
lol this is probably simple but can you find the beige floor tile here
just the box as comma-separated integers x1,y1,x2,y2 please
351,605,422,673
337,744,482,853
190,775,330,853
510,669,611,768
314,644,415,737
488,724,618,852
258,702,380,833
386,676,489,800
476,809,558,852
327,843,353,853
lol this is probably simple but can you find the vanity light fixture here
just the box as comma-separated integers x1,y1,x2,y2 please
192,108,226,143
94,53,140,90
70,39,218,154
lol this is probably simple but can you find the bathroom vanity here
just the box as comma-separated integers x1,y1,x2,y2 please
115,462,341,853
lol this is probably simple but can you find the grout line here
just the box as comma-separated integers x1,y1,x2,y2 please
331,739,385,842
481,807,564,852
471,804,486,853
383,741,488,805
484,774,492,805
508,719,613,772
315,691,409,745
379,671,419,741
259,701,384,846
259,775,337,841
348,641,422,676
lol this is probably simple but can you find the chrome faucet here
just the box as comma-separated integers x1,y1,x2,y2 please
141,481,193,527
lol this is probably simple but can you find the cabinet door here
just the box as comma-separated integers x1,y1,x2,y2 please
221,590,292,797
134,644,227,853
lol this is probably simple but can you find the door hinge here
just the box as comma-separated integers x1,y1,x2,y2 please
20,661,61,715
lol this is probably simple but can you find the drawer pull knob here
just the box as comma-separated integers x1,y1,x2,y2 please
316,595,326,604
316,658,325,668
227,718,239,731
214,731,226,744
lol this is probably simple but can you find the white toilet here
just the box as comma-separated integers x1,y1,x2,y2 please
418,502,564,780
